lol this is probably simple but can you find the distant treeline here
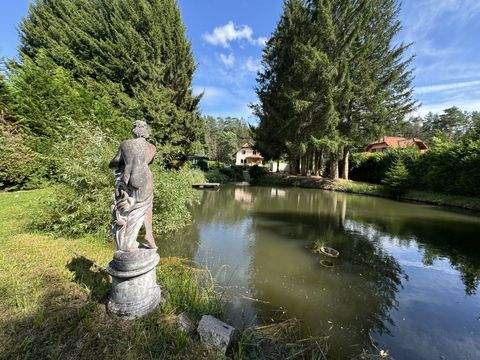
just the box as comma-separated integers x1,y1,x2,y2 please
203,116,252,164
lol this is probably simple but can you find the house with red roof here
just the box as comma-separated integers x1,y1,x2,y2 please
365,136,428,153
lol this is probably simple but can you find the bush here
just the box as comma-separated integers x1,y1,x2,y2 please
382,158,409,197
0,121,46,190
249,165,269,184
35,124,205,237
350,139,480,197
205,169,230,183
153,167,204,234
34,125,116,236
350,147,420,184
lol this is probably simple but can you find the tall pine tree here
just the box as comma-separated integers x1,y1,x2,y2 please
20,0,203,162
254,0,416,178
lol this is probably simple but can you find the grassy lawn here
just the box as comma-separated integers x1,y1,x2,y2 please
0,189,221,360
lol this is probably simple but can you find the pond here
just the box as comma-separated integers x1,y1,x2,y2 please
160,185,480,359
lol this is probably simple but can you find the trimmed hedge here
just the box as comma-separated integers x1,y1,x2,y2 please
350,139,480,197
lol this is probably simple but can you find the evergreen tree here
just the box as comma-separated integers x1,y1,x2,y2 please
254,0,416,178
0,73,11,118
20,0,202,162
253,0,312,171
382,157,409,196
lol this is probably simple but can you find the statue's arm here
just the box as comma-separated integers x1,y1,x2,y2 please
109,147,123,169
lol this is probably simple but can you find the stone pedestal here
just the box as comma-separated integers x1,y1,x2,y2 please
106,248,161,319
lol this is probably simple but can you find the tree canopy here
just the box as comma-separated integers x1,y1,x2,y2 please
203,116,251,163
253,0,416,178
18,0,203,163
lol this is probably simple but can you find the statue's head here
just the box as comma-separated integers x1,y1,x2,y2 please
133,120,151,139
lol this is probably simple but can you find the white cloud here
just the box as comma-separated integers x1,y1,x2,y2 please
244,57,261,73
415,99,480,116
193,86,227,102
401,0,480,58
219,53,235,68
203,21,267,48
415,80,480,95
255,37,268,47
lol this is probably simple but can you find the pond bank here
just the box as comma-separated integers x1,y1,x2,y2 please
0,189,334,359
256,173,480,213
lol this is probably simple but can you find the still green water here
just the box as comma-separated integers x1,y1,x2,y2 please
160,185,480,359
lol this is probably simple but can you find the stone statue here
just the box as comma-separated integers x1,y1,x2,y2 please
106,120,162,319
109,120,157,251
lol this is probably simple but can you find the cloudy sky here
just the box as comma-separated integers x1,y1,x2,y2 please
1,0,480,122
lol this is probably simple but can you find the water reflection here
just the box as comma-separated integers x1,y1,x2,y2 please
158,186,480,359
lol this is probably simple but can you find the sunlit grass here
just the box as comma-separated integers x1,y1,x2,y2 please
0,189,221,360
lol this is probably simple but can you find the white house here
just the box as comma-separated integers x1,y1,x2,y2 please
234,143,264,166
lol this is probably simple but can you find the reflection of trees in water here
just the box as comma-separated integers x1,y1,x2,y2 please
160,224,200,259
346,196,480,295
247,188,405,358
158,186,254,260
191,187,251,224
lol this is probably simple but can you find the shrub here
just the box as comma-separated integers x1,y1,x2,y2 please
249,165,269,184
35,124,205,237
219,166,236,179
350,147,420,184
350,139,480,197
382,158,409,197
153,167,204,234
0,121,46,190
205,169,230,183
34,124,116,236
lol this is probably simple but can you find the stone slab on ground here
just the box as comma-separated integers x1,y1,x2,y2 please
197,315,236,354
176,311,195,334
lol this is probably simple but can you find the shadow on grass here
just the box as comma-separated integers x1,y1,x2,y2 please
66,256,110,302
0,273,210,360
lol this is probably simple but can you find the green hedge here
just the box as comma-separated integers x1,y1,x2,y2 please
350,139,480,197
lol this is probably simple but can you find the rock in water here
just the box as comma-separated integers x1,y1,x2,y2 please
197,315,236,355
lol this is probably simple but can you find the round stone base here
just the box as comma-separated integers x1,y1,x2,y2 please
106,248,162,319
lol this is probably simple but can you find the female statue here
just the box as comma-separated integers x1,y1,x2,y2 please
109,120,157,252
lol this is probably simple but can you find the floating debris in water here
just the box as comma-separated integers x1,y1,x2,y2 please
320,259,334,268
320,246,339,258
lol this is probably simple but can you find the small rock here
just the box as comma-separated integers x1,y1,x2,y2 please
176,311,195,334
197,315,236,355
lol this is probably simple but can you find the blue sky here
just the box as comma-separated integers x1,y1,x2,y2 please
1,0,480,122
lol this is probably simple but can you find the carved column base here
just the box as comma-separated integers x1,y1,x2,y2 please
106,248,162,319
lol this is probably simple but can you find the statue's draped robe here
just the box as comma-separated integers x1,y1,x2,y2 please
110,138,155,252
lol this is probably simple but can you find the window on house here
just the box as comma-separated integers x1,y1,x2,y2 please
242,150,246,154
253,150,257,155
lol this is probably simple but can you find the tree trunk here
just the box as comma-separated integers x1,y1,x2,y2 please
319,150,325,176
341,150,350,180
330,159,339,180
276,159,280,172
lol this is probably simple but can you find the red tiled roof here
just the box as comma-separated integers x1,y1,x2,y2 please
365,136,428,152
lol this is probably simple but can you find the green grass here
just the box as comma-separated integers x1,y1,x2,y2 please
258,173,480,212
0,188,222,360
